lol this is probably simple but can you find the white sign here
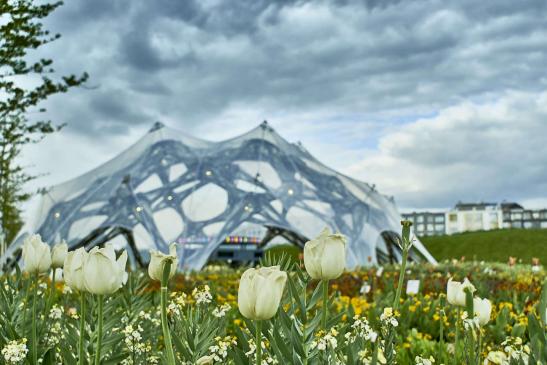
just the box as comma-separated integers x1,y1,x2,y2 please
406,280,420,295
360,284,371,294
376,266,384,277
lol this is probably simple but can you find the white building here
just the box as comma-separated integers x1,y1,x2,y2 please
403,201,547,237
444,202,502,235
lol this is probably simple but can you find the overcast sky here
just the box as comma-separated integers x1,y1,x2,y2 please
20,0,547,211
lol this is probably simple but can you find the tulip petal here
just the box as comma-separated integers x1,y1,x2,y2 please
304,238,323,279
238,268,257,319
102,244,117,261
117,250,128,286
169,243,177,257
84,251,118,295
320,237,346,280
254,270,287,320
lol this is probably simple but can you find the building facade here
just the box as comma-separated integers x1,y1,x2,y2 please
501,203,547,229
402,201,547,237
401,212,446,237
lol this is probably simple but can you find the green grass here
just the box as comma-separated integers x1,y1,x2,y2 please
420,228,547,264
263,230,547,265
264,243,302,264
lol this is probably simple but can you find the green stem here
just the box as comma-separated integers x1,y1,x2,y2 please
47,269,56,316
393,248,409,311
94,295,104,365
321,279,329,329
79,292,86,365
32,272,38,365
256,320,262,365
371,341,378,365
455,307,460,365
302,280,308,365
439,308,444,363
477,328,482,365
160,261,176,365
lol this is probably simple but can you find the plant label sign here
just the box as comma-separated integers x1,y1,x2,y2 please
406,280,420,295
360,283,371,294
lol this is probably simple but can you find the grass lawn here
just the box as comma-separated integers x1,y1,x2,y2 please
264,229,547,265
420,228,547,264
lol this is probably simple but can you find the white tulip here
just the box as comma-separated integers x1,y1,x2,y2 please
22,234,51,274
83,244,128,295
64,248,88,292
304,227,346,280
238,266,287,320
51,241,68,269
148,243,178,282
473,297,492,326
196,355,214,365
446,278,476,306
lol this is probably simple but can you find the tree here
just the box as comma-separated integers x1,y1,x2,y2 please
0,0,88,244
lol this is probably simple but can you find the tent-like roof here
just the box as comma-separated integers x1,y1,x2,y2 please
2,122,436,269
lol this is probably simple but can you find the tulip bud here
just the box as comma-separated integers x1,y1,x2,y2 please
22,234,52,274
196,355,214,365
83,245,128,295
446,278,476,306
473,297,492,326
238,266,287,320
401,220,412,243
304,227,346,280
148,243,178,282
64,248,88,292
51,241,68,269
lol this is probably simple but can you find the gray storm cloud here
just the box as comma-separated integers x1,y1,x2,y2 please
18,0,547,209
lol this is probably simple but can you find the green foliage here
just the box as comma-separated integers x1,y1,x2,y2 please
0,260,545,364
263,244,302,266
0,0,88,244
420,229,547,264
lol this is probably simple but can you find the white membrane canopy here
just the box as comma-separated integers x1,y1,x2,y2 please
3,122,436,270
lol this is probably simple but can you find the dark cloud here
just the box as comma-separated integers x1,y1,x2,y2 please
39,0,547,134
22,0,547,208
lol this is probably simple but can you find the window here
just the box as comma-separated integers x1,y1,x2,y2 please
448,214,457,222
417,216,424,223
417,224,425,232
435,224,444,231
434,215,444,223
511,212,522,220
511,221,522,228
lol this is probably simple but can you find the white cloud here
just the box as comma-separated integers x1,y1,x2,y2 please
346,91,547,208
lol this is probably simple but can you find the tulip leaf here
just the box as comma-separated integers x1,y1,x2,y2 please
307,280,324,311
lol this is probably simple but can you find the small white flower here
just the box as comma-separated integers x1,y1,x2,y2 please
193,285,213,305
212,303,231,318
2,339,29,364
415,355,435,365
